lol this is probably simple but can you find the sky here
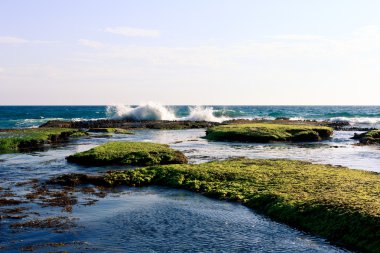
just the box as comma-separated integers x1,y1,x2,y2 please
1,0,380,105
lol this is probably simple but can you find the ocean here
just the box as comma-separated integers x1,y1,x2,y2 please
1,104,380,128
0,104,379,252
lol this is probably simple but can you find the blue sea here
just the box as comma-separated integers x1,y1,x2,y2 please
0,104,379,252
1,104,380,128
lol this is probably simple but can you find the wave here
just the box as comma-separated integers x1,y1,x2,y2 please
328,117,380,126
184,107,230,122
12,117,105,128
324,112,356,117
106,102,177,121
106,103,230,123
289,117,306,121
14,118,65,128
213,109,245,118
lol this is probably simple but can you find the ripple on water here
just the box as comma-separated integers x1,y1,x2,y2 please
74,187,348,253
0,128,375,252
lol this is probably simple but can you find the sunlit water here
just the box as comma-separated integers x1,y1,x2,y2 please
1,105,380,128
1,128,378,252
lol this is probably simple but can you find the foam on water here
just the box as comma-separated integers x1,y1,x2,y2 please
1,105,380,128
106,102,229,122
12,117,105,128
15,118,65,128
105,102,380,127
106,102,177,121
328,117,380,126
183,106,230,122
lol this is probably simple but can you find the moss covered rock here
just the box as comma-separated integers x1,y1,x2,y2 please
53,158,379,252
353,130,380,144
88,128,134,134
69,131,89,137
206,123,333,142
0,128,81,153
66,141,188,166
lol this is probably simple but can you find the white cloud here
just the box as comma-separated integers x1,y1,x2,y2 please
67,26,378,69
0,67,5,80
2,26,380,105
105,26,160,37
272,34,326,41
78,39,104,49
0,36,56,45
0,36,28,44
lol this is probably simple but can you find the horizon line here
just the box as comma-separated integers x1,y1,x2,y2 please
0,104,380,107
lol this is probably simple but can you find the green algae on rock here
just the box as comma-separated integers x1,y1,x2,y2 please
353,130,380,144
69,131,89,137
0,128,82,153
66,141,188,166
88,128,134,134
41,119,220,130
53,158,379,253
205,123,333,142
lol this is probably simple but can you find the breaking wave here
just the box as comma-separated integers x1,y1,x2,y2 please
12,117,104,128
14,118,65,128
105,102,380,127
328,117,380,126
106,102,230,122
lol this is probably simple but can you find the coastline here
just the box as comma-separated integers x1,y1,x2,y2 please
50,158,380,253
0,110,379,252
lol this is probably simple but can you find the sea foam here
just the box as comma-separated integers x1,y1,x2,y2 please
328,117,380,125
106,102,229,122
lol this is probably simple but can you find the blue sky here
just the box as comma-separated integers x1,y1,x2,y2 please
1,0,380,105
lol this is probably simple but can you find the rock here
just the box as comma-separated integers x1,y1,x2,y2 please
352,130,380,144
0,128,81,153
292,130,321,142
205,123,333,143
40,120,220,130
66,141,188,166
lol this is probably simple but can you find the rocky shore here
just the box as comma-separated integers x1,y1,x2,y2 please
66,141,188,166
49,158,380,253
40,119,220,130
0,128,82,153
353,130,380,144
39,118,377,132
206,123,333,142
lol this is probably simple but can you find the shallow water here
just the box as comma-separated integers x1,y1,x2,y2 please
1,128,378,252
118,129,380,172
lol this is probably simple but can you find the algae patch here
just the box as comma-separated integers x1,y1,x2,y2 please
66,141,188,166
0,128,84,153
10,216,78,233
205,123,333,142
52,158,380,253
88,128,134,134
353,129,380,144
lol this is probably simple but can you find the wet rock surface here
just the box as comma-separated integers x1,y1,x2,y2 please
0,177,113,251
40,119,220,130
352,130,380,144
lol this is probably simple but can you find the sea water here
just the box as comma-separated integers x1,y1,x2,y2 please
0,104,379,252
1,104,380,128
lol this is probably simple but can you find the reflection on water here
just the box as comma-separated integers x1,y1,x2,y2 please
121,129,380,172
75,187,347,253
0,128,377,252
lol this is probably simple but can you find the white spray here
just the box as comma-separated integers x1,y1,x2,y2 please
106,102,230,122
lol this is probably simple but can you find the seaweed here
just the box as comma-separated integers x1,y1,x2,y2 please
353,130,380,144
10,216,78,233
0,128,84,153
66,141,188,166
52,158,380,252
205,123,333,142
